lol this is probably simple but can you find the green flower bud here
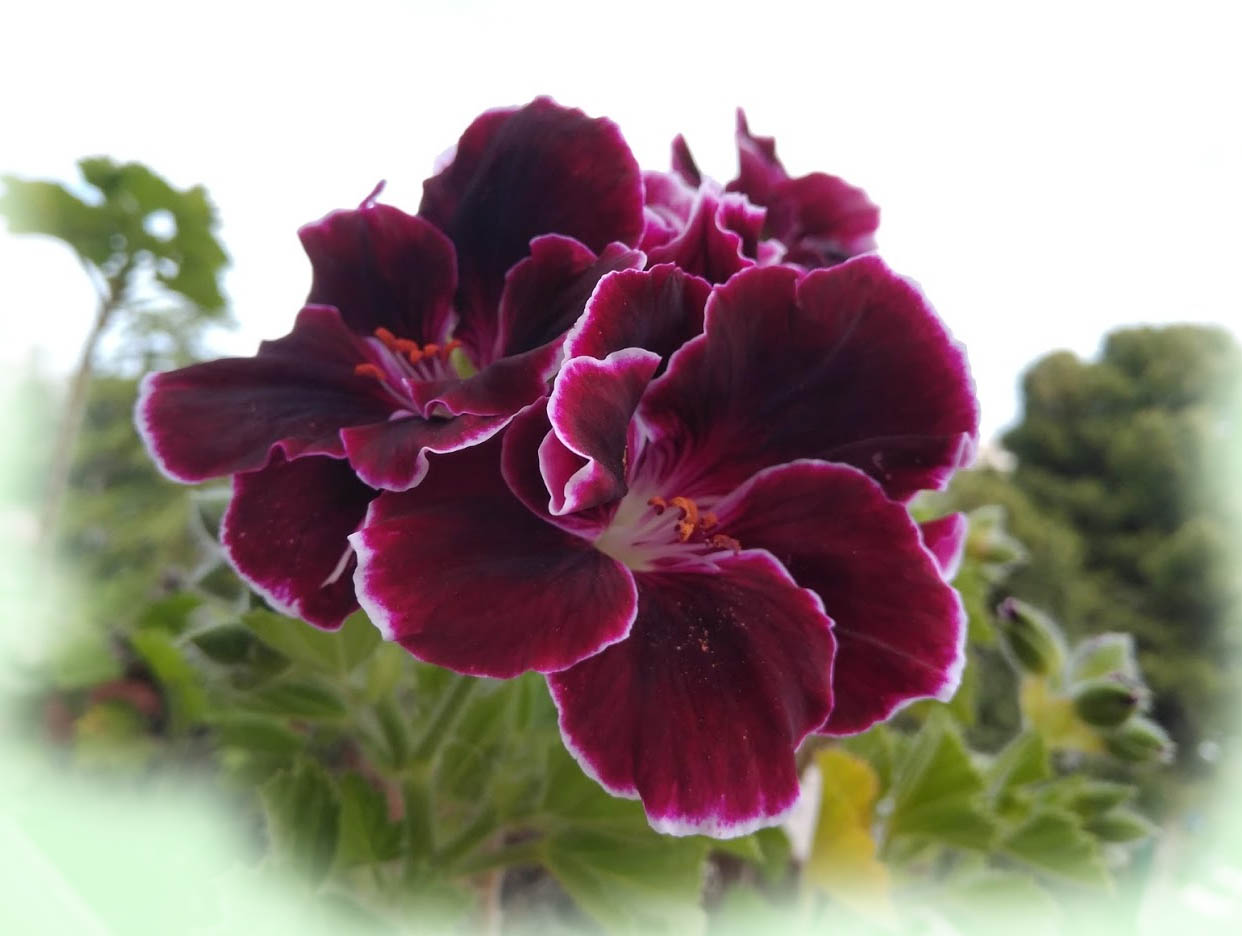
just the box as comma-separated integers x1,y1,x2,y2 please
966,506,1027,570
1105,716,1175,765
1085,809,1157,843
1072,676,1147,728
996,598,1066,676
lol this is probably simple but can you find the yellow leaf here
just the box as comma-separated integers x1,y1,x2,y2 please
806,749,894,922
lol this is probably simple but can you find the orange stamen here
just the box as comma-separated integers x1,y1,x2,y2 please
354,363,384,380
422,343,439,356
700,512,719,531
647,496,668,513
443,339,463,356
373,327,398,349
708,534,742,554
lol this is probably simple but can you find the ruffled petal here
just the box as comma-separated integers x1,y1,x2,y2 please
420,97,644,360
563,265,710,371
920,513,968,581
714,460,967,736
639,257,978,501
727,110,878,269
341,412,510,493
350,437,636,677
495,235,644,361
545,349,660,515
299,199,457,344
670,134,702,188
407,344,560,419
646,191,763,285
548,551,836,838
136,305,393,483
221,453,374,629
500,401,615,539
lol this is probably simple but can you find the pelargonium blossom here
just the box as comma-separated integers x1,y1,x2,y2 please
638,110,879,283
135,98,644,628
349,255,978,836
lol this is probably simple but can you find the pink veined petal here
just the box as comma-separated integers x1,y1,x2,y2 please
298,200,458,345
548,550,836,838
920,512,969,581
349,436,637,677
639,256,978,502
420,97,644,361
135,305,393,483
221,452,375,630
406,343,562,419
646,190,762,285
340,411,511,493
713,460,967,736
544,349,661,515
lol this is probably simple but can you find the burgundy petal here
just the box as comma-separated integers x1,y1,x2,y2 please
727,110,878,269
495,235,644,361
407,344,560,419
221,453,373,629
341,412,510,493
714,460,967,736
350,437,636,677
545,349,660,515
563,265,710,371
421,98,644,360
500,401,615,539
646,191,762,285
670,134,702,188
548,551,835,837
299,199,457,344
639,257,978,501
136,305,393,483
920,513,968,581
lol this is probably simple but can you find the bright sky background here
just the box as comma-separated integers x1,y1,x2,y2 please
1,0,1238,443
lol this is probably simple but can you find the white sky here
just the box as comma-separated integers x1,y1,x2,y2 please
1,0,1239,443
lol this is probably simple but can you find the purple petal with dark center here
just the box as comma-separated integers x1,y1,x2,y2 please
764,173,880,268
136,305,393,483
407,344,561,419
714,460,966,736
920,513,968,581
341,411,510,493
299,200,457,344
646,191,762,285
638,257,978,501
420,97,644,360
221,453,374,629
545,349,660,515
350,437,636,677
563,265,710,372
548,551,835,838
495,235,645,361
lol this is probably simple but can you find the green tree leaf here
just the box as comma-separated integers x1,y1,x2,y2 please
261,761,340,883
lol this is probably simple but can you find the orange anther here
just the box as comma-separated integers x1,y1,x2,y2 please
647,496,668,513
422,343,439,356
392,337,420,354
373,327,398,349
669,496,699,528
708,534,742,554
354,363,384,380
675,519,696,542
443,339,463,356
700,512,719,531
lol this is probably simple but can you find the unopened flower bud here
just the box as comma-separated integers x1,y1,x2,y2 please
967,506,1026,568
996,598,1066,676
1072,676,1147,728
1085,810,1156,843
1105,716,1175,765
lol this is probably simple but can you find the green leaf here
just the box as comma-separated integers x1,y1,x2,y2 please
999,808,1111,888
938,868,1059,936
542,826,708,936
190,625,255,664
244,608,380,675
1084,808,1157,843
135,592,203,634
886,712,996,851
987,731,1051,799
0,176,114,263
335,772,403,867
1067,632,1140,683
209,713,306,757
128,628,206,731
261,761,340,883
243,680,348,720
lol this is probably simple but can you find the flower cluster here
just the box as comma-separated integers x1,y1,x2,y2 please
137,98,978,838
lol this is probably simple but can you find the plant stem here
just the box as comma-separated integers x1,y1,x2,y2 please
411,674,479,764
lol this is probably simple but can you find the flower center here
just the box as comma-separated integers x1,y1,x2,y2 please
594,492,741,572
353,327,463,415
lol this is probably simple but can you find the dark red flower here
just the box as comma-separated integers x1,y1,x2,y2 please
136,98,644,627
350,255,977,835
